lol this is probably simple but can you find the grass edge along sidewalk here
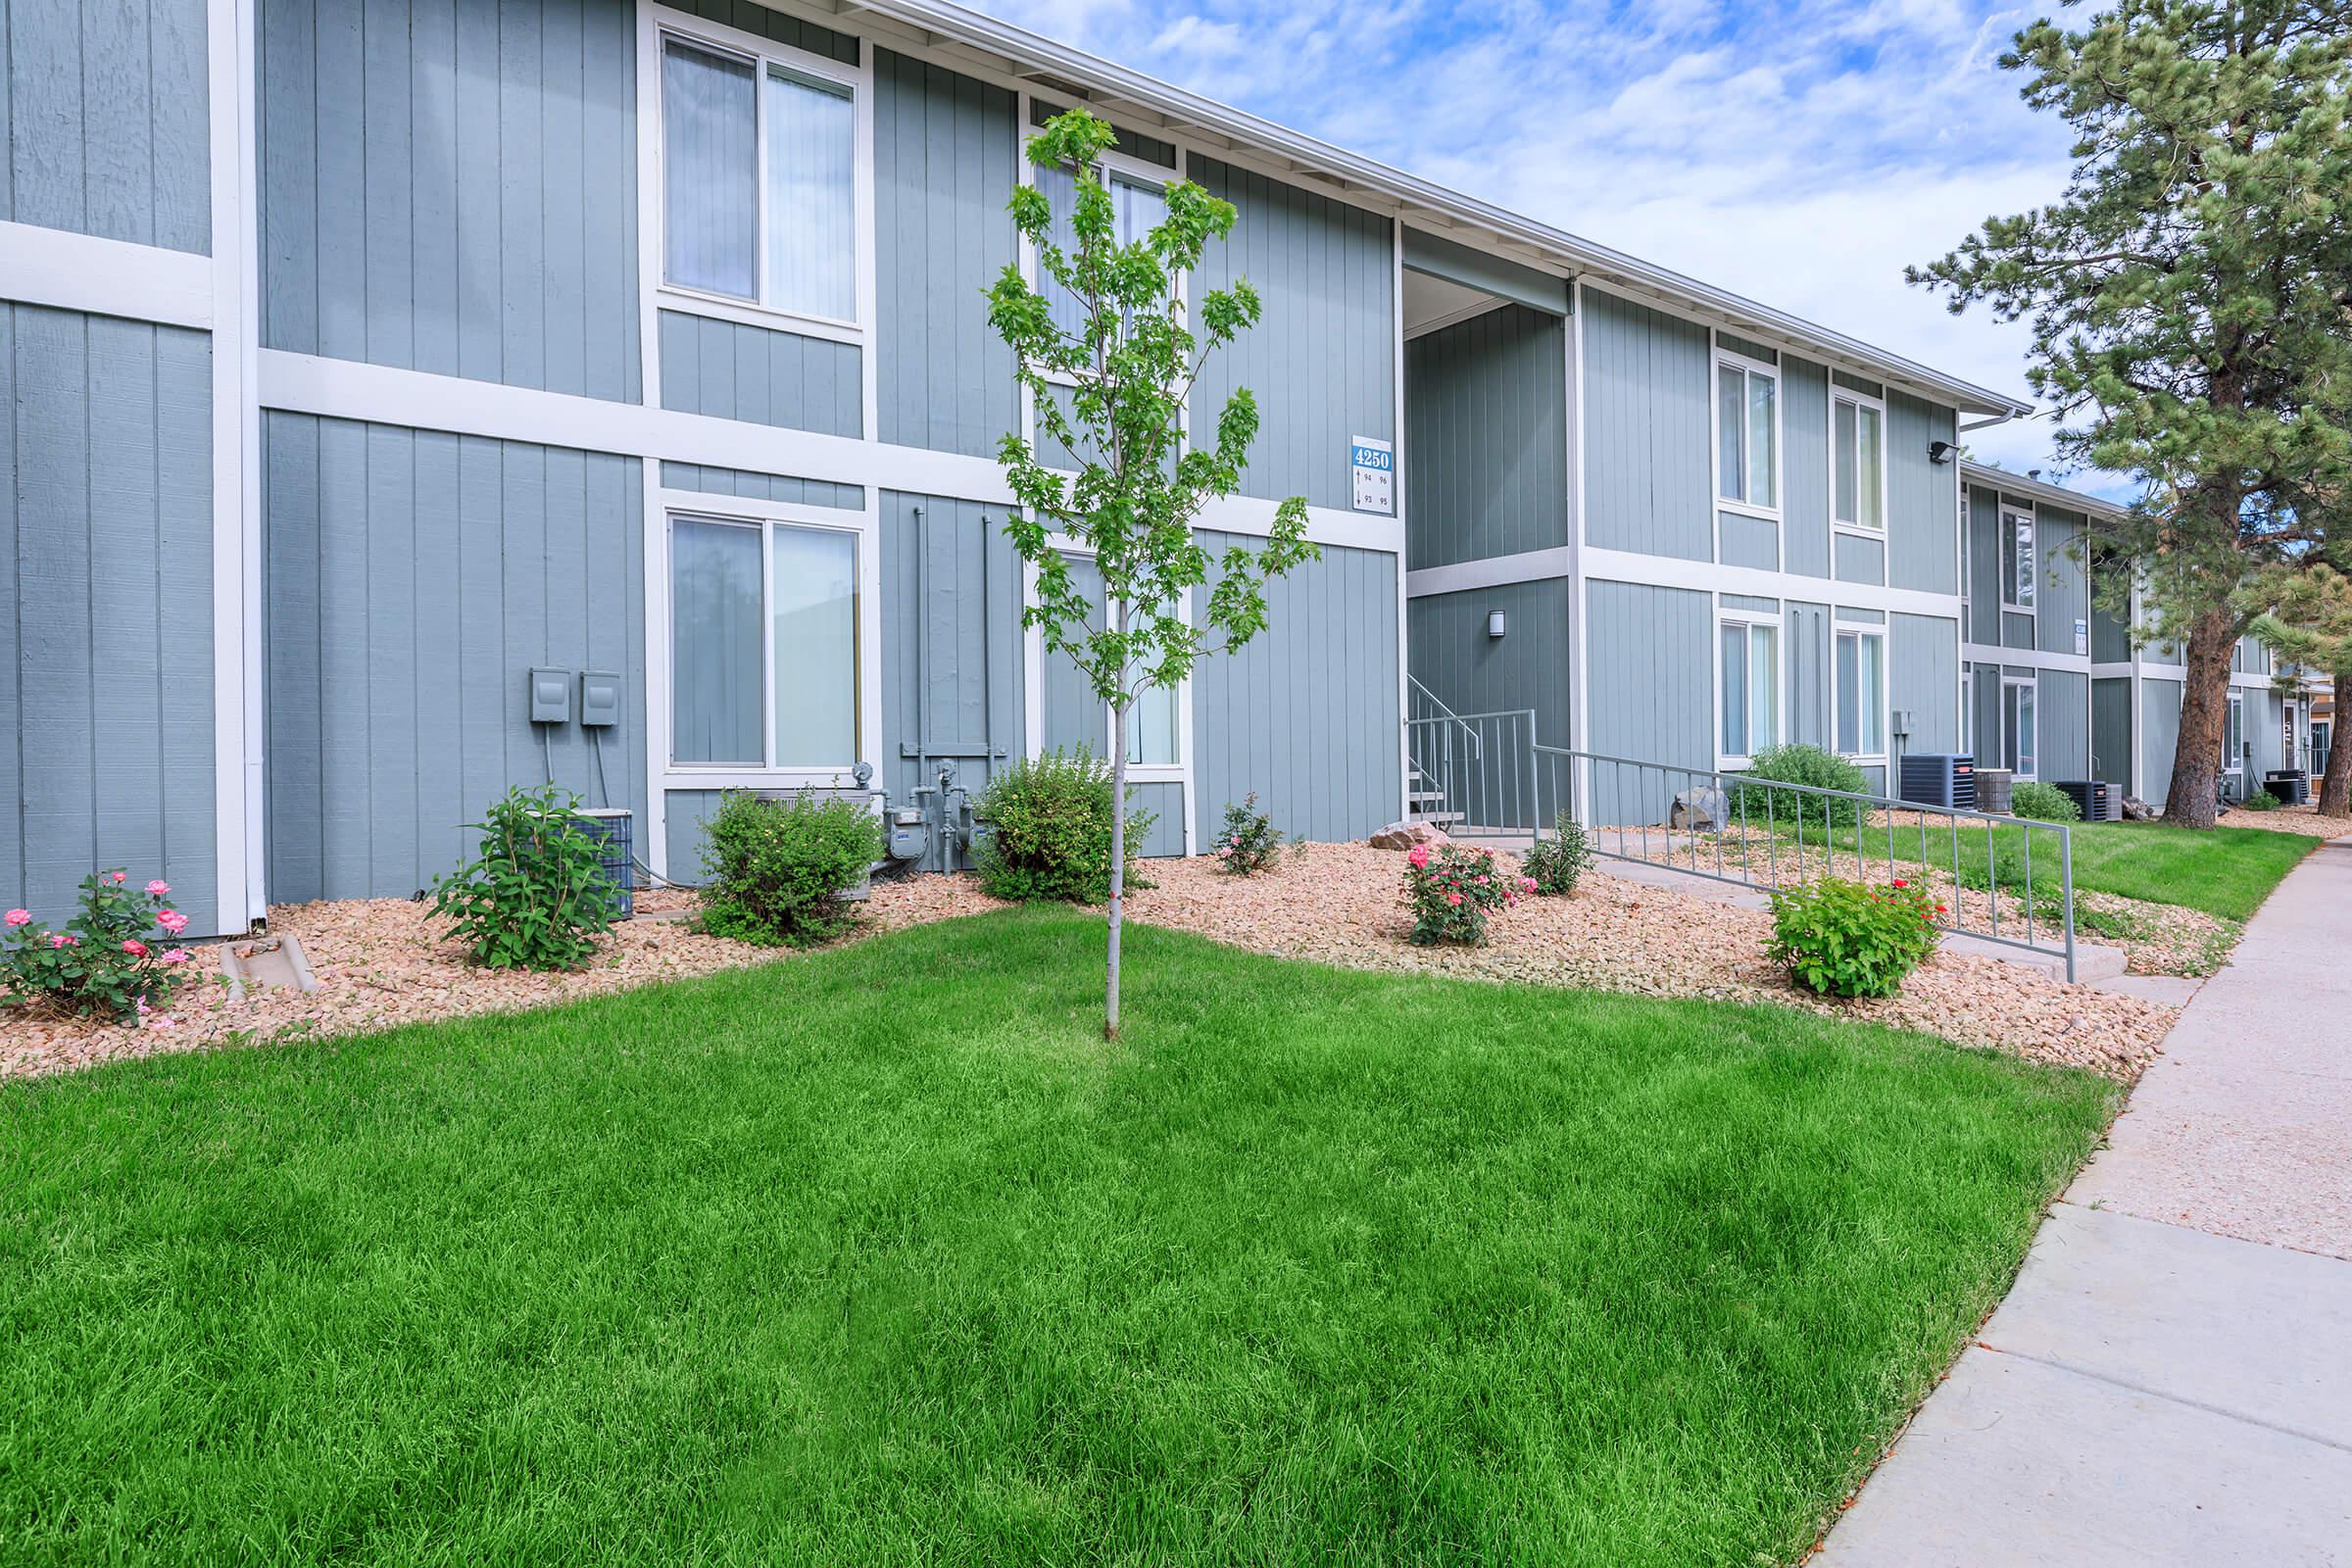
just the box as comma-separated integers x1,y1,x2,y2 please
4,909,2116,1567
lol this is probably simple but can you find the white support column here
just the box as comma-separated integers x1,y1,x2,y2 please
209,0,264,934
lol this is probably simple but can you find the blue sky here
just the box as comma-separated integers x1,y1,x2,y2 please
982,0,2128,498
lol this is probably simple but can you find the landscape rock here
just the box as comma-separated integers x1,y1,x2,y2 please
1367,820,1451,851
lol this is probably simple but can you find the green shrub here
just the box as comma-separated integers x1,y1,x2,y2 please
1767,876,1943,999
1521,812,1594,896
973,750,1156,905
2009,781,2082,823
1403,843,1534,946
697,790,883,947
1211,793,1295,876
429,784,620,971
2,871,200,1025
1730,744,1870,829
2238,787,2282,811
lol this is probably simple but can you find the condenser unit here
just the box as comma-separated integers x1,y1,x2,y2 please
2264,770,2311,807
1975,768,2015,815
1899,754,1976,810
2054,780,2120,822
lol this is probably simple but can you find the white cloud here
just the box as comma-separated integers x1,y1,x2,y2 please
978,0,2123,494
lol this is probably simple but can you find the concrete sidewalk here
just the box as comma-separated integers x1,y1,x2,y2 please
1816,836,2352,1567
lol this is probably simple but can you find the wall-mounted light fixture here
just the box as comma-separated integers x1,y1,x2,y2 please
1487,610,1507,639
1928,440,1958,466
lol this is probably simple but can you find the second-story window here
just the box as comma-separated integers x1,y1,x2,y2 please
1832,391,1884,530
2000,507,2035,609
662,34,858,324
1716,355,1779,512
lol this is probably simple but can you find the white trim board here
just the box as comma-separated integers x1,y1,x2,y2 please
1962,642,2092,676
0,220,214,330
256,350,1400,553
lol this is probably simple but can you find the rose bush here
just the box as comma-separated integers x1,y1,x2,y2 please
1766,876,1945,999
1211,793,1295,876
1402,843,1535,947
0,871,198,1025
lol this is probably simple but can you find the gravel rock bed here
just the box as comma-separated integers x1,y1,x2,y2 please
1124,844,2170,1080
2215,802,2352,838
2,875,1005,1082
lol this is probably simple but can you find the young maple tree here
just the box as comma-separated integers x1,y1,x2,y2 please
986,107,1314,1038
1912,0,2352,826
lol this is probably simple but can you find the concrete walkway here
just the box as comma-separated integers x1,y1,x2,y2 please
1817,835,2352,1567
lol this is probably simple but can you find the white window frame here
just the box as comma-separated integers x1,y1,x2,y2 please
1960,666,1974,757
661,503,877,784
2225,691,2246,777
2000,504,2036,611
1711,345,1783,521
1830,385,1887,537
648,8,873,346
1715,608,1784,769
2001,673,2037,781
1834,624,1889,764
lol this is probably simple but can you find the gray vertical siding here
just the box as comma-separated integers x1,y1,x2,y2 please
2001,611,2036,652
2142,677,2182,802
1584,579,1711,823
873,50,1020,460
1782,357,1831,578
2,0,210,252
1403,304,1566,569
1194,534,1399,844
0,305,217,926
2035,510,2087,656
1786,600,1831,750
1406,578,1572,753
1187,156,1394,514
658,311,861,436
2092,677,2132,787
263,415,648,903
672,0,857,61
1890,612,1960,755
659,462,862,511
1971,662,2002,766
1582,289,1711,563
879,491,1025,867
259,0,640,400
2038,669,2090,780
1038,554,1106,757
1966,485,2000,645
1886,393,1957,594
1834,531,1885,585
1720,512,1778,570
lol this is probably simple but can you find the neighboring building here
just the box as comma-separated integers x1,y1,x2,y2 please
0,0,2034,939
1961,464,2316,806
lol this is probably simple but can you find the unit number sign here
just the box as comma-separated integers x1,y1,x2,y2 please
1350,436,1394,515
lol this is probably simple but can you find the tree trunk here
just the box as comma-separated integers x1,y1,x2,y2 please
2322,669,2352,819
2163,607,2241,828
1105,616,1127,1042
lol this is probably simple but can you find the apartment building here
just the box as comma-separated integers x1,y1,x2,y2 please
1,0,2036,938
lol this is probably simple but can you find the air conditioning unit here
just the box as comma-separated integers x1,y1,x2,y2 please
2264,770,2311,807
2054,780,2120,822
1976,768,2015,815
575,808,635,919
1899,754,1976,810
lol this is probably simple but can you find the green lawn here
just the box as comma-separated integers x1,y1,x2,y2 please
2,911,2117,1566
1801,817,2318,920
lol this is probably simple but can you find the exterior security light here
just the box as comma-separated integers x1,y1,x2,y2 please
1928,440,1958,466
1488,610,1507,639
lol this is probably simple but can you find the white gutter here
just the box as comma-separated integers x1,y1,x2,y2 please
844,0,2036,420
1960,461,2134,521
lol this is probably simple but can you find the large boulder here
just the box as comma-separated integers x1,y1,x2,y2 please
1368,820,1451,851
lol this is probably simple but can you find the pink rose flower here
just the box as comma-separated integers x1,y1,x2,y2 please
4,908,28,927
112,871,126,883
122,939,148,957
157,909,188,935
1407,845,1430,869
1446,892,1462,906
162,948,190,964
49,933,76,948
146,880,171,896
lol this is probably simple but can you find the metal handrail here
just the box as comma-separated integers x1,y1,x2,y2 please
1526,742,2078,981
